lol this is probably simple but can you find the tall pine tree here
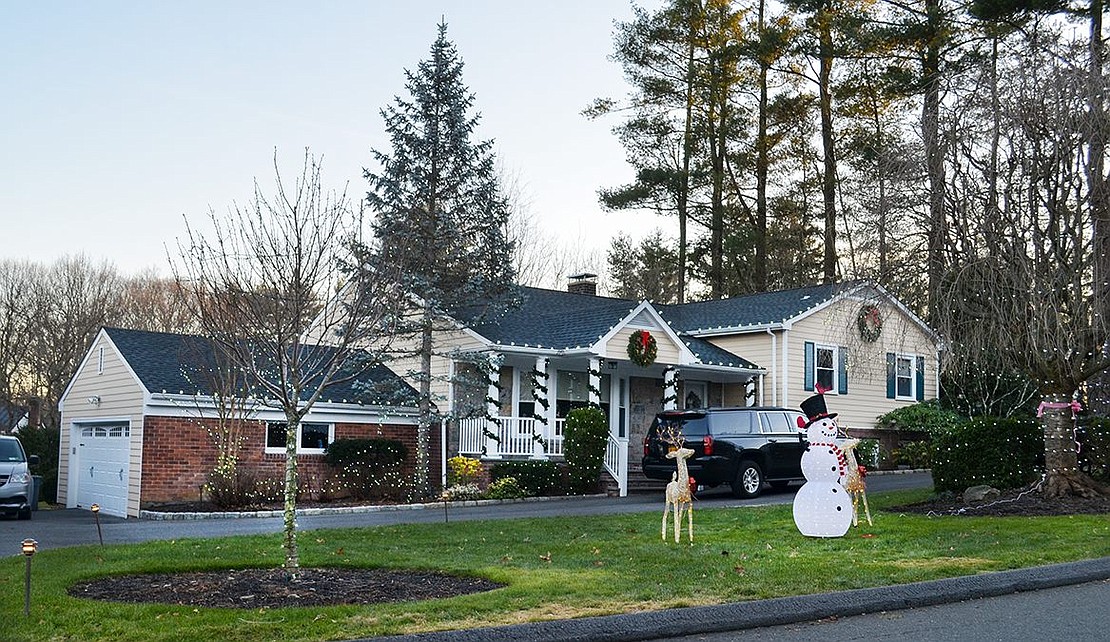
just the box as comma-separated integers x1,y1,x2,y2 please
363,23,516,500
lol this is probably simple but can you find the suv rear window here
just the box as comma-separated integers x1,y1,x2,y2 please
656,415,708,439
708,411,753,434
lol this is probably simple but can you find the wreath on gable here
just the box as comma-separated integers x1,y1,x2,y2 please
627,330,658,367
857,304,883,343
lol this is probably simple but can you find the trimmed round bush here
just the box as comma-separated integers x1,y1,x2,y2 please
563,406,608,494
324,438,408,500
489,460,562,496
484,476,526,500
931,417,1043,493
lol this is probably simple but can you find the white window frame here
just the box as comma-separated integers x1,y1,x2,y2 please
265,422,334,455
813,344,839,395
894,354,918,401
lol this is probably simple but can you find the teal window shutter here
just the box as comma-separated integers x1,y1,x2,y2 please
886,353,896,399
804,342,815,391
838,346,848,395
915,355,926,401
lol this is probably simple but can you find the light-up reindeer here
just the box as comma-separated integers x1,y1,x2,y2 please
840,437,872,527
660,425,695,544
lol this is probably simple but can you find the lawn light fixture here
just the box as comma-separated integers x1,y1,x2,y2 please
91,504,103,546
22,538,37,617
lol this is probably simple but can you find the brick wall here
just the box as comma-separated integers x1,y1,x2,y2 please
140,415,438,505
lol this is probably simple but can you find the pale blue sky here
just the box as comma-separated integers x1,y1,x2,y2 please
1,1,660,278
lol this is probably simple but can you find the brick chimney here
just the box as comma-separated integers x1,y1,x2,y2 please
26,396,41,429
567,273,598,296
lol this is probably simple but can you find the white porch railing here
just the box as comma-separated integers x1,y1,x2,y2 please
458,416,566,458
604,435,628,497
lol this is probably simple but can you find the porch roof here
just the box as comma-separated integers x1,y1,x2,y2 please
462,287,760,371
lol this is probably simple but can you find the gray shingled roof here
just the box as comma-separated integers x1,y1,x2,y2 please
464,287,761,370
104,327,418,407
467,287,645,350
659,281,866,333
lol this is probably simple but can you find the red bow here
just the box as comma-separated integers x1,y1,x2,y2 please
640,331,652,348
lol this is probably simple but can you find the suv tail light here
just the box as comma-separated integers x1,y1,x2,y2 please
703,434,713,456
643,437,649,457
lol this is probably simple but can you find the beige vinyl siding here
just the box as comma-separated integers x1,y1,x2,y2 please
58,333,147,516
385,326,488,410
704,332,778,403
785,298,938,431
605,326,682,365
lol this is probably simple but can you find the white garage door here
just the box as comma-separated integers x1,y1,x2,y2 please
74,423,131,518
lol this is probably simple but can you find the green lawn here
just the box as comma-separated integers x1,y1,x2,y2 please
3,489,1109,641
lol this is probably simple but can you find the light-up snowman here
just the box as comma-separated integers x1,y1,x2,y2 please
792,392,853,537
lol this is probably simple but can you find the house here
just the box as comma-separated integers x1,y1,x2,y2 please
57,327,421,518
0,401,28,434
389,277,940,496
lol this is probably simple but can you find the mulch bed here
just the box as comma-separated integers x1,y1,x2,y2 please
68,567,503,609
891,487,1110,517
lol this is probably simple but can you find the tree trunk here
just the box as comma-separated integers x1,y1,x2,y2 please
818,7,838,284
922,0,946,318
1040,394,1109,498
282,414,300,574
754,0,769,292
414,303,435,500
1086,0,1110,415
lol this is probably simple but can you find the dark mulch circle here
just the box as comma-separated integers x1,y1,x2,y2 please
68,567,504,609
891,487,1110,517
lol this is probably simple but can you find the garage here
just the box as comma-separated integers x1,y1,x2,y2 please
72,422,131,518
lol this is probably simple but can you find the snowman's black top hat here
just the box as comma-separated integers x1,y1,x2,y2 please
800,393,837,426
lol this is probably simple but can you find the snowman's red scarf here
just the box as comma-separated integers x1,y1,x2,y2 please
808,441,848,476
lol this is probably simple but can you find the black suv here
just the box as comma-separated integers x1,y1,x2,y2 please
641,407,808,498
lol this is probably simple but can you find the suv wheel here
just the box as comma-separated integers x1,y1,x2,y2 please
732,460,764,499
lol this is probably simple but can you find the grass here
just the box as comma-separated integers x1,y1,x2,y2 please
3,488,1109,641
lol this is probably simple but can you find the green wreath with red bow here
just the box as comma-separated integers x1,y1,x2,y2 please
627,329,658,367
857,304,883,343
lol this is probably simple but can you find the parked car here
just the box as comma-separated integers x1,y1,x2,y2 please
641,407,808,498
0,435,38,520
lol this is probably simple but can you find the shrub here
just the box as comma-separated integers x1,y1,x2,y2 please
447,455,483,487
892,440,932,469
854,438,880,469
876,400,964,436
205,464,258,509
931,416,1043,493
484,476,526,500
324,438,408,500
441,483,482,501
1078,418,1110,483
489,460,562,496
563,406,608,494
14,422,59,504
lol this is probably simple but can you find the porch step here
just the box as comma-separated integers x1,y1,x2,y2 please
602,471,668,496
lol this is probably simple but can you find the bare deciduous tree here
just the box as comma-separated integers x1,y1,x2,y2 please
174,151,400,573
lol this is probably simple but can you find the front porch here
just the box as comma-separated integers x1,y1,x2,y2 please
452,352,760,497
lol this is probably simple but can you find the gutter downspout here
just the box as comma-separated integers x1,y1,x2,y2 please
765,328,777,407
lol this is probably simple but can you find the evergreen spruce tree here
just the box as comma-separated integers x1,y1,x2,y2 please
364,23,516,500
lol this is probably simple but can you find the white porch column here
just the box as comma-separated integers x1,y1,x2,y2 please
485,352,502,459
747,377,758,407
531,357,549,459
588,357,602,407
664,366,677,410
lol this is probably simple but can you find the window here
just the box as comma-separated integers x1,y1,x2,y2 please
760,411,803,434
804,342,848,394
886,353,925,401
815,347,835,392
266,422,333,454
